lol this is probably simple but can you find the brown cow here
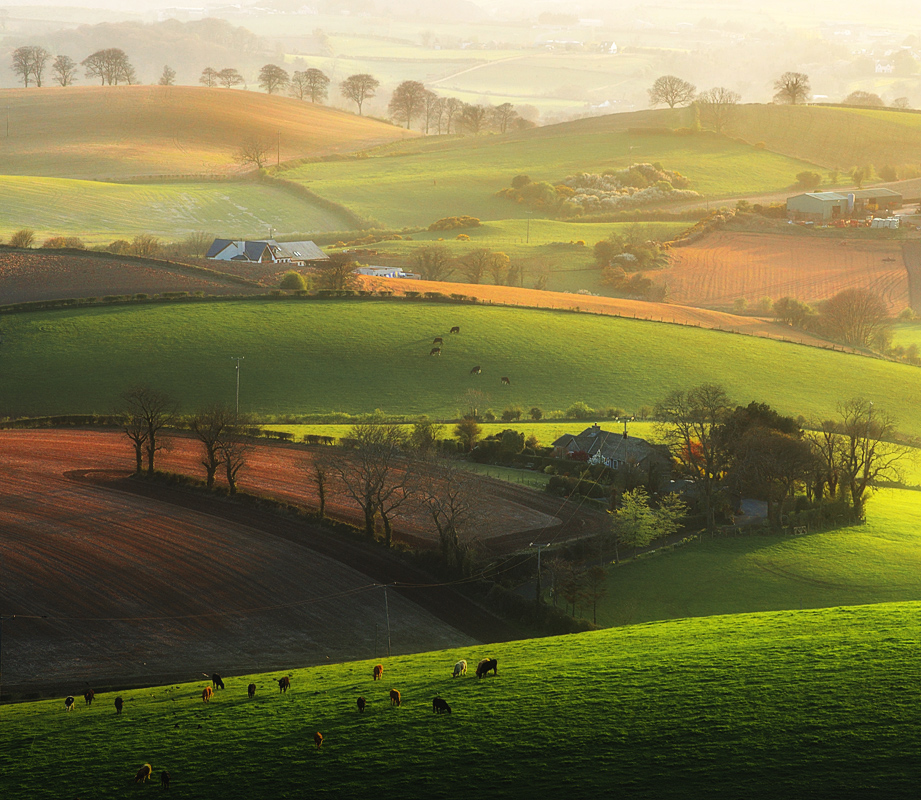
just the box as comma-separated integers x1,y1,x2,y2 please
160,770,171,790
390,689,401,707
470,366,481,375
314,732,324,750
433,336,443,345
430,347,441,356
357,696,366,713
476,658,498,678
501,377,510,385
372,664,383,681
114,696,123,715
450,326,460,334
202,687,213,703
278,676,291,693
248,683,257,699
83,689,95,706
135,764,152,783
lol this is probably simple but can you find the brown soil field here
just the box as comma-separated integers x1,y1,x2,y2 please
0,430,537,697
362,276,846,349
0,251,263,305
0,85,411,179
663,231,910,313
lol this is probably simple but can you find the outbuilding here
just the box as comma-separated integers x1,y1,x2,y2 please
786,192,850,221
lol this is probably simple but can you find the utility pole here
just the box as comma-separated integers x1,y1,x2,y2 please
530,542,549,605
231,357,244,416
276,130,280,166
383,584,392,657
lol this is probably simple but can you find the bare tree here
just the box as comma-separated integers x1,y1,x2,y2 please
422,456,476,570
189,405,235,488
458,103,489,134
818,288,891,349
82,48,135,85
199,67,219,87
340,73,379,115
315,251,357,291
421,90,443,134
655,383,733,533
442,97,463,134
258,63,289,94
458,248,494,284
648,75,696,108
235,136,273,169
52,54,78,86
121,386,177,476
290,68,329,103
490,102,518,133
158,65,176,86
218,425,251,495
11,46,50,87
410,245,454,281
218,68,244,89
695,87,741,132
487,251,510,284
773,72,811,105
388,80,427,129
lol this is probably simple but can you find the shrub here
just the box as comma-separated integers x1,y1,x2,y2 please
565,401,595,419
795,171,822,190
428,215,481,231
501,406,523,422
9,228,35,248
529,406,543,421
42,236,85,249
279,271,308,291
107,239,131,255
483,409,497,422
456,234,470,241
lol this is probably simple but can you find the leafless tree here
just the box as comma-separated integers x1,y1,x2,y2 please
339,73,379,115
410,245,454,281
189,405,235,488
695,87,741,132
818,288,891,349
388,80,427,129
130,233,160,258
487,251,510,284
218,427,251,495
458,248,494,284
258,63,289,94
11,46,50,87
458,103,489,134
419,90,441,134
422,456,476,570
291,68,329,103
490,102,518,133
773,71,811,105
121,386,178,475
315,251,357,291
235,136,273,169
648,75,696,108
158,65,176,86
200,67,219,87
441,97,463,134
655,383,733,532
82,48,135,85
218,68,244,89
52,55,78,86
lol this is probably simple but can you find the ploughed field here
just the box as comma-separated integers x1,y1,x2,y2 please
664,231,911,312
2,602,920,799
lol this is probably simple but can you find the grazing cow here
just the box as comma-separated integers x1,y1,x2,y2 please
390,689,401,707
470,366,481,375
433,696,452,714
211,674,225,691
160,770,171,791
476,658,498,679
278,676,291,693
429,346,441,356
452,660,467,678
135,764,152,784
202,687,213,703
114,696,123,715
314,732,324,750
372,664,383,681
248,683,256,699
501,377,510,385
357,696,366,713
83,689,95,706
64,696,76,711
433,337,443,345
450,326,460,334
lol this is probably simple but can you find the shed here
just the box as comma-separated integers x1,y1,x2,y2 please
786,192,849,221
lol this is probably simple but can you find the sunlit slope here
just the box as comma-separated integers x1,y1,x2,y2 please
286,110,821,227
3,603,920,799
3,300,921,432
0,85,410,179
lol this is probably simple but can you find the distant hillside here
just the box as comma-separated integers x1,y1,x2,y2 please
0,85,412,179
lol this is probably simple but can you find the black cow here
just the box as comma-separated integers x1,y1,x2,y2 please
433,696,452,714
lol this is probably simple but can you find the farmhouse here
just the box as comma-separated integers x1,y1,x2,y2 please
786,189,903,221
552,424,670,471
206,239,328,266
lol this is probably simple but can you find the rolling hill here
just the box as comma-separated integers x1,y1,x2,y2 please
0,85,412,180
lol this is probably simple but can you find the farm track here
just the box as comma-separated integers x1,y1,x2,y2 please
902,241,921,312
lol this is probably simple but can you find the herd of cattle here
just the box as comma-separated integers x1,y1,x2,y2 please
60,657,499,788
425,325,511,385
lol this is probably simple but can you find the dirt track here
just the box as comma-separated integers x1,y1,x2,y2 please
0,430,536,697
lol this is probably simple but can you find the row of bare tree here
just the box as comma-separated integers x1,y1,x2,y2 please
11,46,134,87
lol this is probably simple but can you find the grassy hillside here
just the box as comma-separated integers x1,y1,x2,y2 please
2,299,921,433
0,176,353,244
0,85,411,179
283,115,820,228
2,602,920,798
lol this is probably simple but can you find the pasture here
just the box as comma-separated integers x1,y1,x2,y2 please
2,602,920,798
0,85,410,180
0,177,353,244
2,299,921,433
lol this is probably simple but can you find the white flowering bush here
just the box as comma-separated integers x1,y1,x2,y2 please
563,164,699,213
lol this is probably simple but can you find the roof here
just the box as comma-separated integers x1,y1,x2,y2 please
274,240,328,261
552,424,661,462
799,192,849,202
206,238,327,263
850,188,903,199
205,238,233,259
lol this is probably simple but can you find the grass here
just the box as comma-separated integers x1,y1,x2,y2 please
3,299,921,434
596,486,921,626
2,602,921,798
0,85,409,180
283,120,821,228
0,177,353,244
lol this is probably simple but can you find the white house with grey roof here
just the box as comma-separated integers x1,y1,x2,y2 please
206,239,328,266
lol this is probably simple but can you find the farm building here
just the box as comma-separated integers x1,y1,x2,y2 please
552,424,670,471
354,266,420,279
786,189,903,221
206,239,328,266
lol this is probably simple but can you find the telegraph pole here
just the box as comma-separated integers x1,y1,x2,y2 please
231,357,244,416
530,542,549,605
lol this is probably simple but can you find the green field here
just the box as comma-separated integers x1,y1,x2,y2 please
283,122,820,228
3,300,921,433
3,602,920,798
0,177,352,244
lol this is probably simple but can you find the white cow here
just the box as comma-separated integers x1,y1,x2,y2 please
453,660,467,678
